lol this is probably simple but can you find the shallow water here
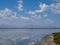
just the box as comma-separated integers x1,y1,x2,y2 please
0,29,60,45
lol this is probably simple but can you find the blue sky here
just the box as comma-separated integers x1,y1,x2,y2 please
0,0,60,28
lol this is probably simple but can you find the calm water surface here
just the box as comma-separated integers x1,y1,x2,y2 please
0,29,60,45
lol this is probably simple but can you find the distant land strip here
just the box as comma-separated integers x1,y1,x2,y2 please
0,28,60,29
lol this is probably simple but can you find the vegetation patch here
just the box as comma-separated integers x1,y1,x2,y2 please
53,32,60,45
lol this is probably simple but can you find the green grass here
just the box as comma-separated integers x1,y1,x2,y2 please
53,32,60,45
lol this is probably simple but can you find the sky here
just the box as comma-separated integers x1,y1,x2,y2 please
0,0,60,28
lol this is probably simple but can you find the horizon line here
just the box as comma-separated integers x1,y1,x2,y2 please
0,28,60,29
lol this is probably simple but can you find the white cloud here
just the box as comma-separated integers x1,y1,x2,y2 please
28,11,35,15
35,3,48,13
50,3,60,14
0,8,11,17
0,3,58,27
44,19,54,24
0,8,32,27
43,14,48,17
0,8,17,18
18,0,23,3
27,3,60,16
18,0,23,11
31,15,41,19
20,16,30,20
0,8,54,27
52,0,60,3
27,3,48,15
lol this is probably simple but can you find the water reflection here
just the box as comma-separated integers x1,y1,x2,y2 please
0,29,60,45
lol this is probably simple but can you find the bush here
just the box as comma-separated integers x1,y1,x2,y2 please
53,32,60,45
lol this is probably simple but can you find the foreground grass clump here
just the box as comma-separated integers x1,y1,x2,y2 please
53,32,60,45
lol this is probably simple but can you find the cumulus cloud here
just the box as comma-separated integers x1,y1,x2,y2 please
18,0,23,11
35,3,48,13
27,3,48,15
0,8,17,18
27,3,60,16
31,15,41,19
0,7,54,27
0,8,31,27
50,3,60,14
1,2,59,27
28,11,35,15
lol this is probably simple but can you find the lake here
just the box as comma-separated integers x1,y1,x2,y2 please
0,29,60,45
